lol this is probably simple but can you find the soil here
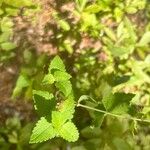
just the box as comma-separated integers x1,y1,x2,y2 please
0,64,35,124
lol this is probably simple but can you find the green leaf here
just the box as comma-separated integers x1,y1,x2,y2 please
81,13,98,28
23,49,33,63
104,27,117,41
55,80,72,97
114,7,123,22
8,132,18,143
131,61,150,83
124,17,137,43
58,20,70,31
126,6,137,14
59,95,75,120
0,32,12,43
5,0,33,8
5,8,19,16
60,95,75,113
1,42,16,51
113,138,132,150
51,97,75,130
30,117,56,143
33,90,54,100
53,71,71,82
108,45,134,57
84,4,103,13
0,9,4,15
52,111,67,129
30,55,77,143
19,123,33,145
81,126,101,138
49,56,66,72
1,17,13,32
42,74,55,85
59,122,79,142
138,32,150,46
33,90,55,117
102,92,135,114
63,40,73,54
12,74,30,98
117,22,124,38
76,0,88,12
113,76,142,93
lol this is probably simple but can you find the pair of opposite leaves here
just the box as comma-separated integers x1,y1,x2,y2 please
30,56,79,143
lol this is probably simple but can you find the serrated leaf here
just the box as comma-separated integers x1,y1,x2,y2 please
30,117,56,143
102,92,135,114
30,55,77,143
53,71,71,82
59,95,75,120
33,90,55,117
60,95,75,112
51,96,75,131
52,111,67,129
33,90,54,100
55,80,72,97
49,56,66,72
42,74,55,85
59,122,79,142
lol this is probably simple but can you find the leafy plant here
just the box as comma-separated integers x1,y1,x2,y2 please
30,56,79,143
0,0,34,63
1,0,150,149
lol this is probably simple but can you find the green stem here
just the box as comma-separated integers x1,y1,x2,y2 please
77,103,150,123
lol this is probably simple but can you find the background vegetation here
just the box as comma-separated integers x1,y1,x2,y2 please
0,0,150,149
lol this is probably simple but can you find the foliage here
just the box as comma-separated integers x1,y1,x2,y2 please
1,0,150,149
0,0,35,63
30,56,79,143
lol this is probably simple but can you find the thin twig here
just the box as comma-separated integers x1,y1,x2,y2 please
77,103,150,123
